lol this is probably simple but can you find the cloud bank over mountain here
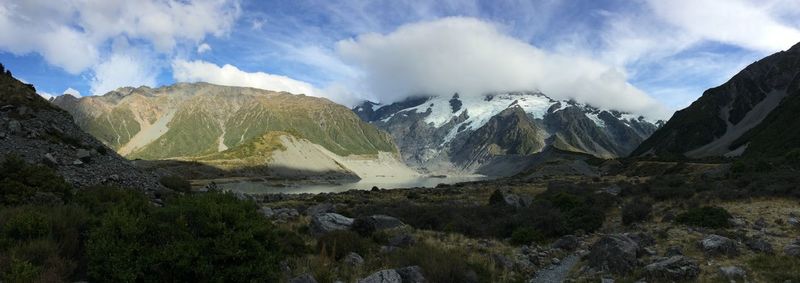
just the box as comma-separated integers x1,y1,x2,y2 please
336,17,669,118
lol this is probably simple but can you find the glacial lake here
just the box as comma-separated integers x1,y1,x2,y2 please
219,176,487,195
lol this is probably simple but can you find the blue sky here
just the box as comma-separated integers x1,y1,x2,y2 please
1,0,799,119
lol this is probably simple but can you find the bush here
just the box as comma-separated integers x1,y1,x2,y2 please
0,155,72,205
316,230,373,260
86,191,298,282
159,175,191,193
675,206,731,228
389,243,490,283
622,200,652,225
510,227,544,245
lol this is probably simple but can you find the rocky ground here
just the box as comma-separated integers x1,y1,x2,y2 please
0,71,165,194
237,159,800,283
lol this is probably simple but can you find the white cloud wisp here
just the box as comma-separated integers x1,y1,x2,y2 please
171,59,317,96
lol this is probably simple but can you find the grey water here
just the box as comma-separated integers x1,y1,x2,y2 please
220,176,486,194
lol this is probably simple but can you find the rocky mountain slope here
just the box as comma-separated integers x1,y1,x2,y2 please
0,64,163,191
632,42,800,158
354,92,659,176
53,83,415,179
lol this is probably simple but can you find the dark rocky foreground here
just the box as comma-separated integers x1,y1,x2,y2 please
247,157,800,282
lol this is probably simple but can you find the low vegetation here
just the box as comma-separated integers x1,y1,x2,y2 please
0,156,303,282
675,206,732,228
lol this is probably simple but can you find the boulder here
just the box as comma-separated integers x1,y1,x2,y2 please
388,233,416,248
587,234,640,274
789,217,800,228
358,269,402,283
718,266,747,282
664,245,683,257
289,274,318,283
489,189,523,208
644,256,700,281
310,213,354,236
551,235,579,251
42,153,58,166
396,266,427,283
306,203,335,216
698,235,738,257
343,252,365,266
753,217,767,229
352,215,405,235
624,232,655,248
76,148,92,162
745,237,774,254
785,243,800,257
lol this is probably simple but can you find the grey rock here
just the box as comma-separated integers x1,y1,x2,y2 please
624,232,655,247
587,234,639,274
388,233,416,248
353,215,405,235
72,159,83,166
601,278,615,283
754,217,768,229
745,237,774,254
698,235,739,257
310,213,354,236
380,245,398,254
489,190,525,208
273,208,300,221
552,235,579,251
358,269,402,283
260,207,275,218
8,120,21,134
789,217,800,228
718,266,746,281
343,252,365,266
729,217,746,227
306,203,335,216
785,243,800,257
289,274,318,283
665,245,683,257
42,153,57,166
600,185,622,196
493,254,514,269
644,256,700,281
396,266,426,283
76,148,92,162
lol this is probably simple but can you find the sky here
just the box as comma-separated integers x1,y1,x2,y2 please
1,0,799,119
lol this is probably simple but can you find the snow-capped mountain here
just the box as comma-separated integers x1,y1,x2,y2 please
632,41,800,158
355,91,659,176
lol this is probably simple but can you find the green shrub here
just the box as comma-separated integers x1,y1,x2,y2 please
748,255,800,282
0,155,72,205
316,230,373,260
159,175,192,193
389,243,490,283
86,191,297,282
2,208,49,240
622,200,652,225
1,257,40,282
676,206,731,228
510,227,544,245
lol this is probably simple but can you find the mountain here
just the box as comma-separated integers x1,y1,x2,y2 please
0,64,163,191
631,42,800,158
354,92,659,176
53,83,416,179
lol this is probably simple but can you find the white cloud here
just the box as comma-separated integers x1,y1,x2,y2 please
171,59,317,96
336,17,670,118
197,43,212,54
91,53,158,95
646,0,800,53
63,87,81,96
37,92,54,100
0,0,240,74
